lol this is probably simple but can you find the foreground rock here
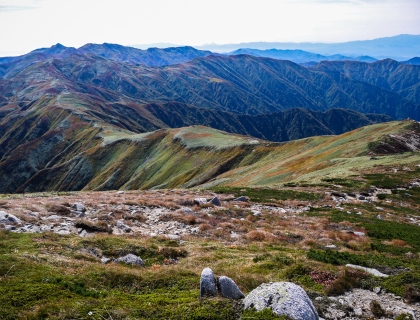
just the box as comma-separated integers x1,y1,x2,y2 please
200,267,218,297
243,282,319,320
218,276,245,299
114,254,144,267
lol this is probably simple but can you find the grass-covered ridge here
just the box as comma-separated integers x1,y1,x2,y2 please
1,118,419,192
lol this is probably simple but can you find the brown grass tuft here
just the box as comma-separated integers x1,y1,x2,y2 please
246,230,266,241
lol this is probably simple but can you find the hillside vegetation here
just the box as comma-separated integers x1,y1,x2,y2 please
1,117,419,193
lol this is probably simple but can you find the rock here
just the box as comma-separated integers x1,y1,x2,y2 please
210,196,221,206
243,282,319,320
252,210,262,217
345,264,389,277
101,257,112,264
117,221,132,233
116,191,125,194
200,267,218,298
26,211,39,217
0,211,21,224
377,214,383,220
182,207,193,213
325,245,337,249
233,196,248,202
353,231,365,237
218,276,244,300
114,254,144,267
194,198,207,205
373,286,382,294
72,203,85,212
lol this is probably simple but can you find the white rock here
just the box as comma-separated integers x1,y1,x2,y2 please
345,264,389,277
243,282,319,320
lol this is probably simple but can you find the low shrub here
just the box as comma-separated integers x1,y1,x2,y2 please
326,268,369,296
74,220,112,233
45,203,70,215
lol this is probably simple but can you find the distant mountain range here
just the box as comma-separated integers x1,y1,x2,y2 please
196,34,420,60
1,48,418,119
230,48,377,64
1,41,419,192
0,43,213,69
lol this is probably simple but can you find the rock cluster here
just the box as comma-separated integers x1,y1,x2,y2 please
200,267,244,300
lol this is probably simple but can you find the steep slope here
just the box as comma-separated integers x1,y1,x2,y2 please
0,108,418,193
2,53,417,119
312,59,420,107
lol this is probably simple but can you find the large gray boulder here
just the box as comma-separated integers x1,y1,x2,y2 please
218,276,244,300
0,211,21,224
200,267,218,297
114,254,144,267
243,282,319,320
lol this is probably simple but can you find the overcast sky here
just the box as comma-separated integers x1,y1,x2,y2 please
0,0,419,56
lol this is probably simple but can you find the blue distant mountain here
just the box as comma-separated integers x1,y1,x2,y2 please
229,48,377,64
402,57,420,65
198,34,420,60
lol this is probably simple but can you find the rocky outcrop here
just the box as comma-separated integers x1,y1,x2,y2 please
315,288,420,319
0,211,21,224
243,282,319,320
114,254,144,267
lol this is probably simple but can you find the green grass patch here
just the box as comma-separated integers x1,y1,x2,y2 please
211,187,321,202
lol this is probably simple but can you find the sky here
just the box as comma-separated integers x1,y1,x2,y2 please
0,0,419,56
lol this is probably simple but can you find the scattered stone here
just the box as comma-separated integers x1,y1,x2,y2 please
210,196,221,206
243,282,319,320
218,276,244,300
79,229,88,237
194,198,207,205
200,267,218,298
114,254,144,267
116,191,125,194
325,245,337,249
182,207,193,213
353,231,365,237
26,211,39,217
101,257,112,264
72,203,85,212
252,210,262,217
233,196,248,202
345,264,389,277
0,211,21,224
117,221,132,233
